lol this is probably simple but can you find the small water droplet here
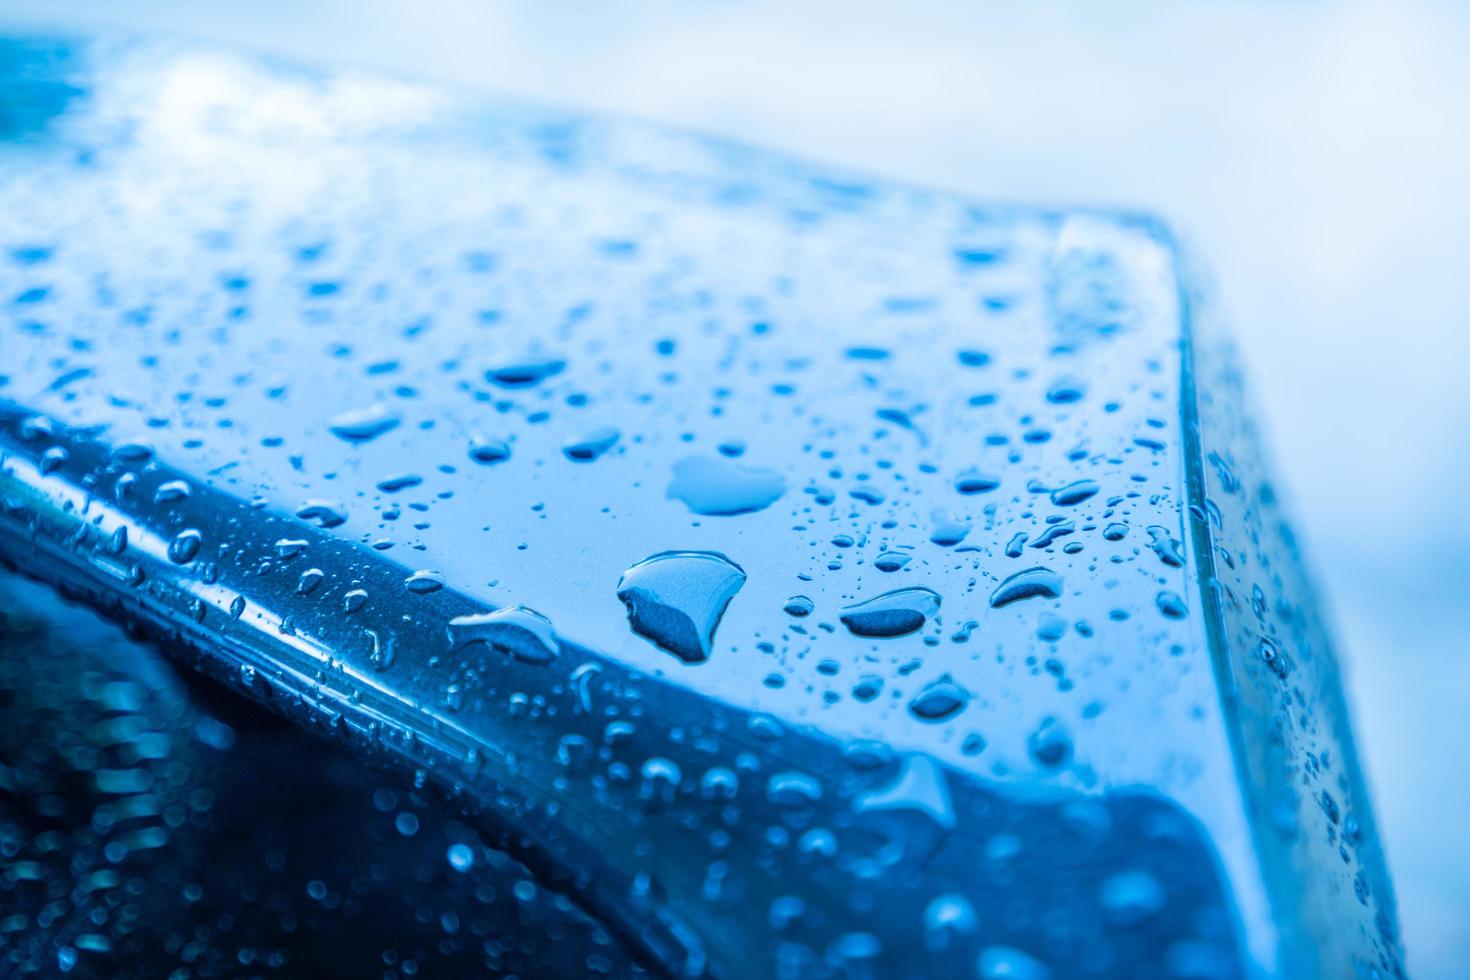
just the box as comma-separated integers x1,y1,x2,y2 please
1146,525,1185,567
783,595,814,617
929,509,970,547
468,439,511,465
909,675,970,722
366,628,397,670
1027,716,1072,767
296,500,347,528
563,427,620,462
1099,870,1165,927
167,529,202,564
404,570,444,594
39,446,68,474
153,480,191,504
955,470,1000,495
1156,590,1188,619
486,359,565,388
296,568,324,595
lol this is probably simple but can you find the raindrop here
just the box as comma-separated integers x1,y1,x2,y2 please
167,529,202,564
486,359,565,388
930,509,970,547
404,570,444,594
468,439,511,465
1146,525,1185,567
616,551,746,664
1156,590,1188,619
840,587,940,638
563,427,620,462
955,470,1000,495
328,404,400,443
874,551,911,573
1027,716,1072,767
1099,870,1165,927
153,480,191,504
1049,480,1099,507
783,595,814,617
448,606,560,664
296,500,347,528
990,567,1063,608
667,455,786,515
909,675,970,722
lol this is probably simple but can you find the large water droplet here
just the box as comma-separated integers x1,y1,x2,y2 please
666,455,786,516
989,567,1063,607
616,551,746,664
448,605,560,664
839,587,940,638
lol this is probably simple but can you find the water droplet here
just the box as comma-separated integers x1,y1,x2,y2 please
955,470,1000,495
1146,525,1185,567
909,675,970,722
295,500,347,528
766,771,822,806
616,551,746,664
343,588,368,613
366,628,397,670
328,404,400,443
468,439,511,465
486,359,565,388
153,479,191,504
167,529,201,564
39,445,68,474
563,427,619,462
978,946,1051,980
1156,590,1188,619
1027,716,1072,767
990,567,1063,607
924,893,978,950
448,605,560,664
376,473,422,493
229,595,246,620
404,570,444,594
783,595,814,617
1049,479,1099,507
1045,376,1087,404
447,843,475,873
296,568,324,595
840,587,940,638
856,754,955,829
929,509,970,547
1098,870,1165,927
874,551,911,573
667,455,786,515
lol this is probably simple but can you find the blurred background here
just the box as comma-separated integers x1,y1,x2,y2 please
1,1,1464,974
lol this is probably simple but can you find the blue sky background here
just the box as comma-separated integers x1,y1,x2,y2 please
2,2,1465,974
